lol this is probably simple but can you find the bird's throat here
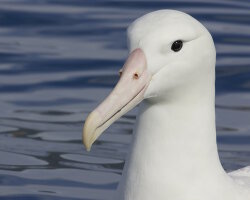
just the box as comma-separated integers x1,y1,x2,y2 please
115,86,231,200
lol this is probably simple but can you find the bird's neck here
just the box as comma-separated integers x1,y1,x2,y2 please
115,82,233,200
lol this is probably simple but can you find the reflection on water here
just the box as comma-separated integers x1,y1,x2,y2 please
0,0,249,199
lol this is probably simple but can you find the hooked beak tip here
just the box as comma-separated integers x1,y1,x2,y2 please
83,128,93,152
82,131,92,151
83,111,99,152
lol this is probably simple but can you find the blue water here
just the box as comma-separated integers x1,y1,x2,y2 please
0,0,249,199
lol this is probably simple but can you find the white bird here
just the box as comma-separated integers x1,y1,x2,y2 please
83,10,250,200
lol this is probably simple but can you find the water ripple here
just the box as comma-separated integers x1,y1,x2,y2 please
0,0,249,199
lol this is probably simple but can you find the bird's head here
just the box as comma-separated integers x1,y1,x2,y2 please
83,10,216,151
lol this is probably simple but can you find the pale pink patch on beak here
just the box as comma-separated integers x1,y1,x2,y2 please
83,48,152,151
96,48,149,117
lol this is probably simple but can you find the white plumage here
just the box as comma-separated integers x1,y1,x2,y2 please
83,10,250,200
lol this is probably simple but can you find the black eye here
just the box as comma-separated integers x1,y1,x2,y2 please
171,40,183,52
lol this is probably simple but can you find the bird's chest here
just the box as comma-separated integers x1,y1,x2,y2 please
115,165,245,200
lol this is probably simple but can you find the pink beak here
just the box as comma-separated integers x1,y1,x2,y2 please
83,48,152,151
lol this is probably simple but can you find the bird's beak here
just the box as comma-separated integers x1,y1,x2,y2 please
83,48,152,151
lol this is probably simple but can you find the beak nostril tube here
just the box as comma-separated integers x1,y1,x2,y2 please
119,70,123,77
133,72,139,79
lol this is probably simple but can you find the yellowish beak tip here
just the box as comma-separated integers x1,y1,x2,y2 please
82,133,92,151
82,111,100,152
82,123,92,152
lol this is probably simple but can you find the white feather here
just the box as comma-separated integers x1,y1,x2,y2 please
114,10,250,200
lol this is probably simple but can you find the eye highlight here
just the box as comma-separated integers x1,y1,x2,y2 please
171,40,183,52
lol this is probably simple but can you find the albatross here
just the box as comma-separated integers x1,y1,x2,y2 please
83,10,250,200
